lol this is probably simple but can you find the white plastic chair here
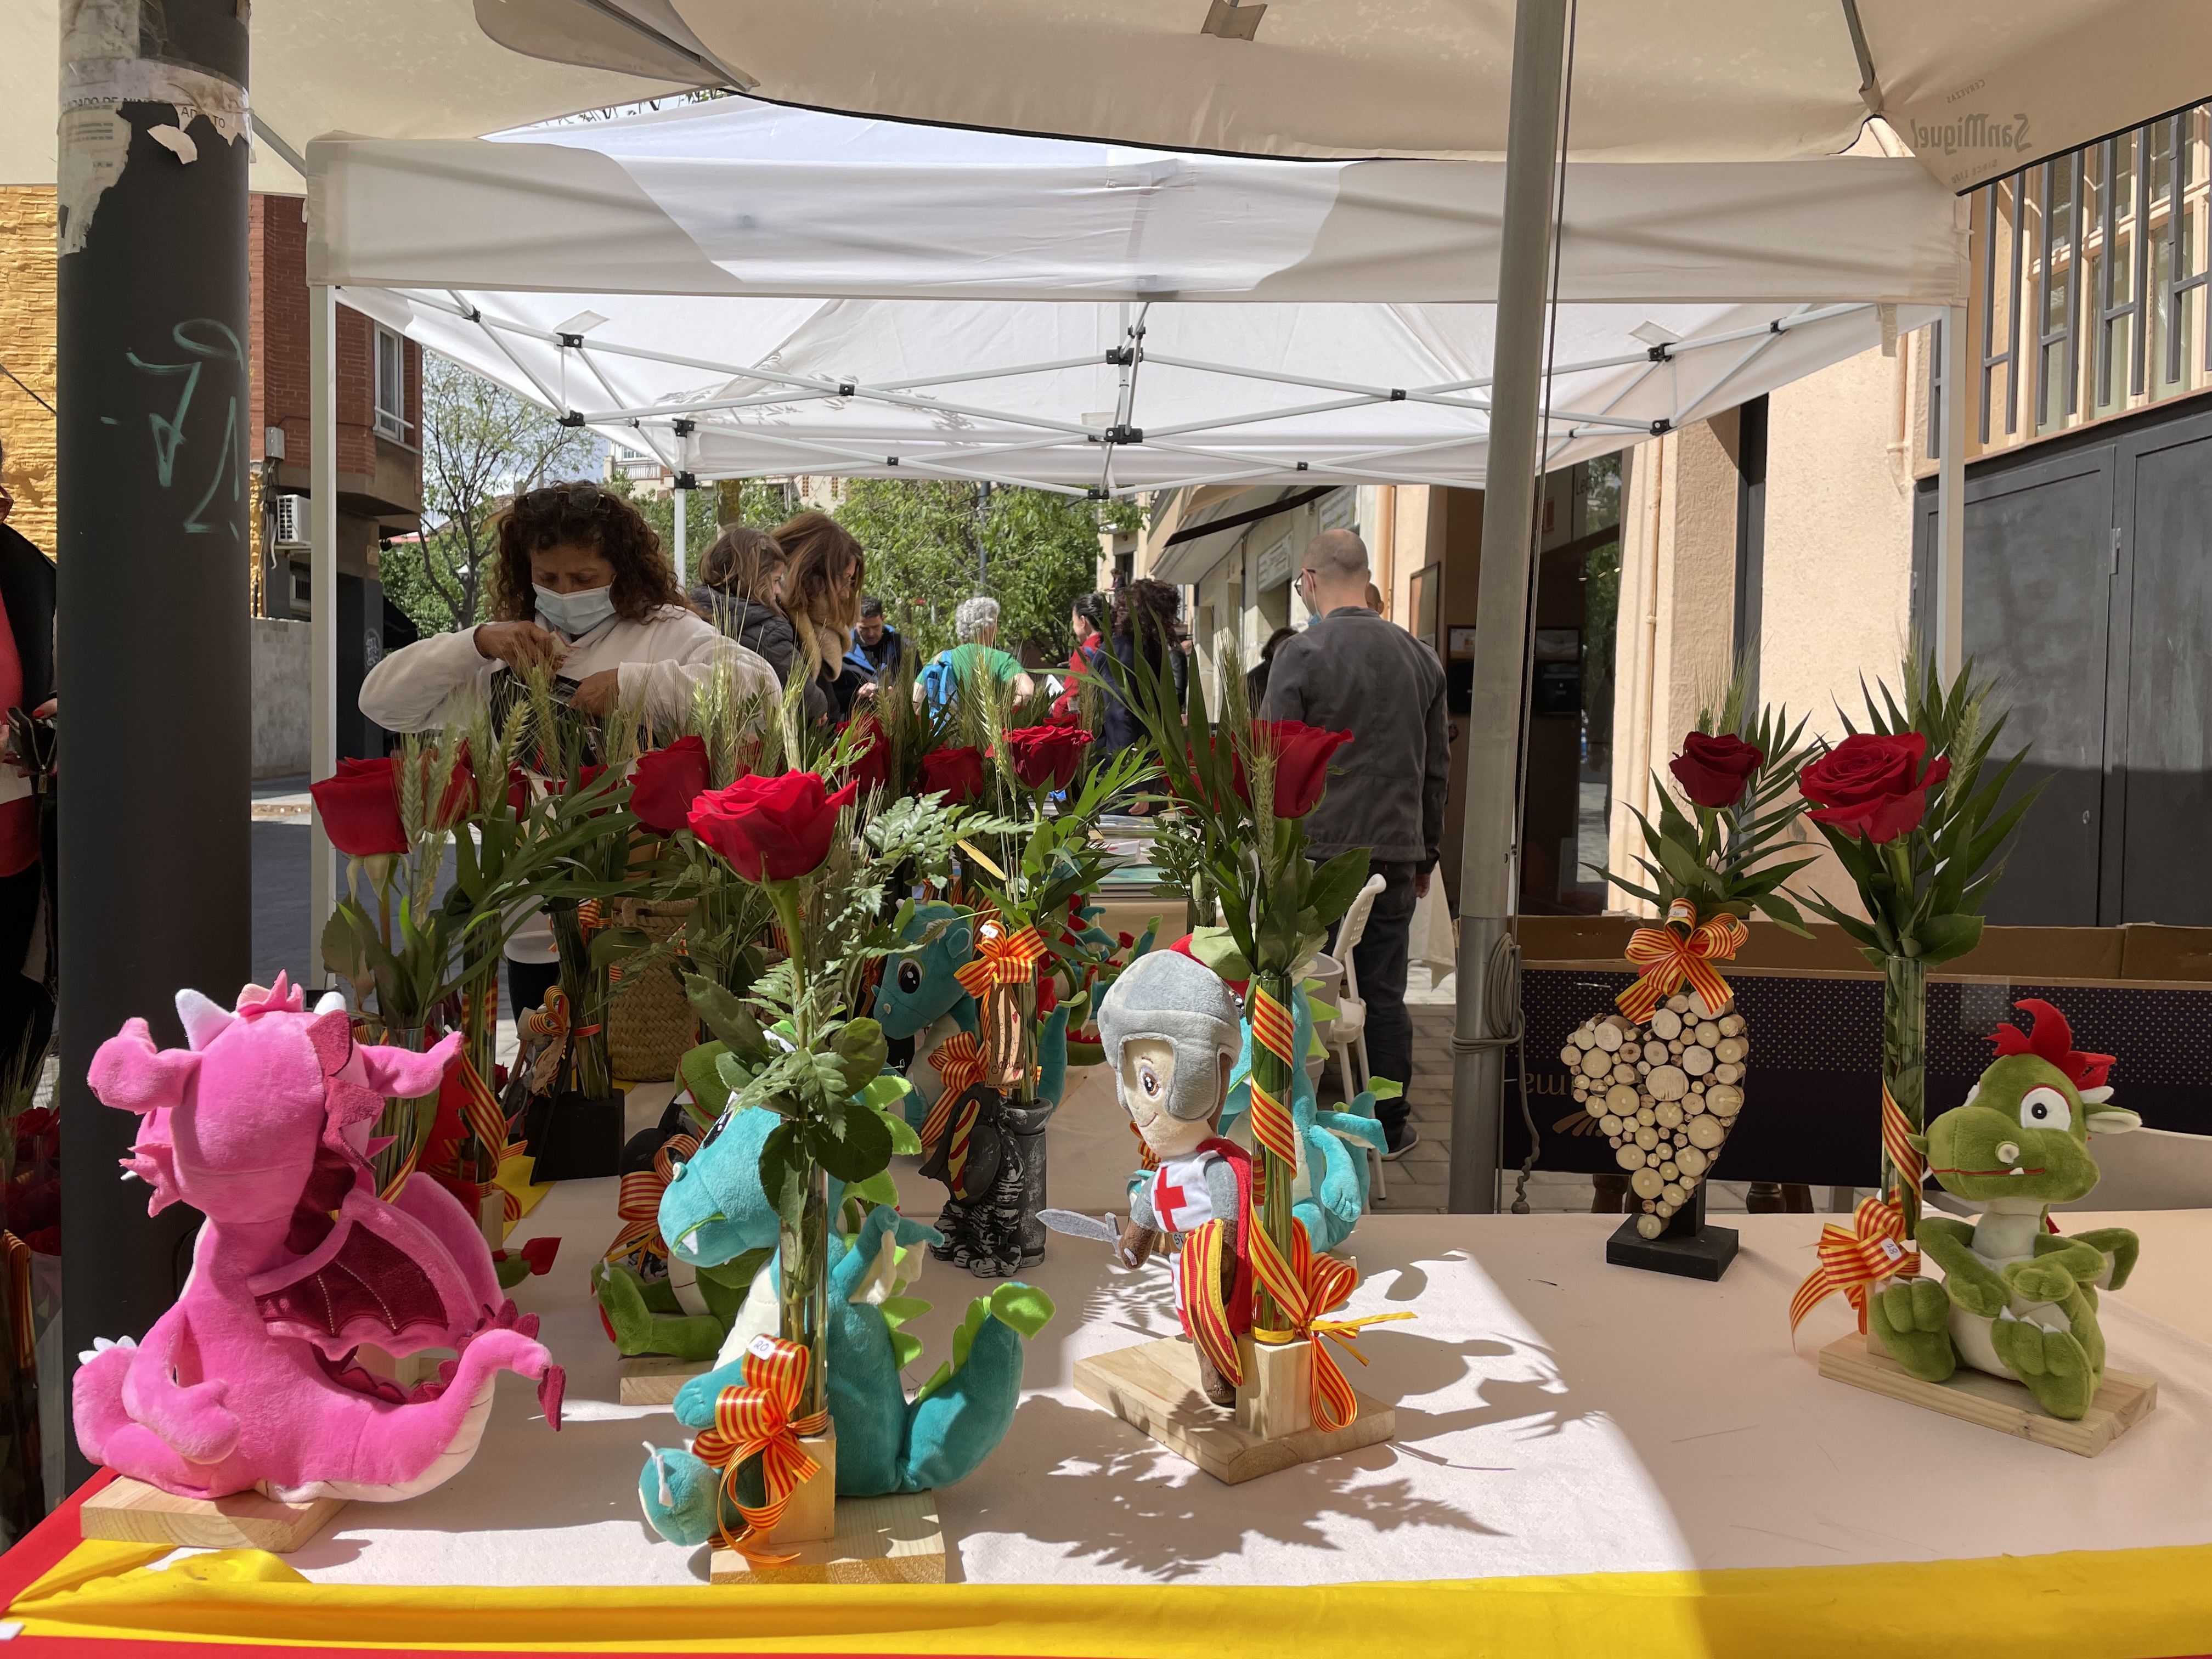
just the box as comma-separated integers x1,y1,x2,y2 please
1330,873,1389,1198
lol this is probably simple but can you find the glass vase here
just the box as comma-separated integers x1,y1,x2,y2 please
1249,967,1297,1334
549,901,613,1098
373,1023,439,1197
980,979,1037,1104
1881,953,1926,1240
777,1158,830,1423
459,936,501,1181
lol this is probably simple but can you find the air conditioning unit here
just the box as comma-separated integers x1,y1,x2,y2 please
271,493,308,549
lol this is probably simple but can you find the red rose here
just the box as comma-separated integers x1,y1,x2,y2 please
918,745,987,805
630,735,712,834
843,720,893,794
311,757,407,857
688,771,859,883
1238,720,1353,819
506,765,532,815
1669,732,1765,809
998,724,1093,791
1798,732,1951,844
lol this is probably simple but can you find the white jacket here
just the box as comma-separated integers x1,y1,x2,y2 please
359,606,776,969
359,605,777,735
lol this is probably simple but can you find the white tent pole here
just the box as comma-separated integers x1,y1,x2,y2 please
673,483,689,585
1935,306,1967,678
309,283,340,988
1448,0,1570,1216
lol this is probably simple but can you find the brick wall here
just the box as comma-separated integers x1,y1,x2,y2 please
1,189,419,572
0,188,58,556
251,194,411,479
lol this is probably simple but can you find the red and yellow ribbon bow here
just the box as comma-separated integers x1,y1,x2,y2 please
1617,899,1749,1024
687,1338,831,1565
1788,1194,1920,1335
605,1132,701,1263
1249,1218,1415,1431
953,916,1048,1001
919,1031,986,1150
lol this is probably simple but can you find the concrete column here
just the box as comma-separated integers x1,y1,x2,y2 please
57,0,252,1485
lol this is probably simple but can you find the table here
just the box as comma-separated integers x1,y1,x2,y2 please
6,1174,2211,1656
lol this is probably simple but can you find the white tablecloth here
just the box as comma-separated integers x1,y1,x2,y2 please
270,1172,2212,1592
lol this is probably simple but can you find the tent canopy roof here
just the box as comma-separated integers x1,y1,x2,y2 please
473,0,2212,191
311,95,1965,305
324,94,1949,496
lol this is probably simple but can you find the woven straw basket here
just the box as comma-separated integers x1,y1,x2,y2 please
606,899,699,1082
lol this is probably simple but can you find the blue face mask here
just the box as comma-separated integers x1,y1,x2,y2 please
533,583,617,640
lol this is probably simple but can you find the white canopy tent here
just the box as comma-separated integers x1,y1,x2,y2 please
475,0,2212,191
314,95,1958,498
312,96,1963,304
306,86,1968,1217
347,285,1932,499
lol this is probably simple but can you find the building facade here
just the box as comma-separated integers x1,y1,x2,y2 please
0,185,421,766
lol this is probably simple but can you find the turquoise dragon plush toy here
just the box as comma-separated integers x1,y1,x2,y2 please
872,900,1075,1278
635,1103,1053,1545
1216,970,1389,1252
1870,999,2142,1421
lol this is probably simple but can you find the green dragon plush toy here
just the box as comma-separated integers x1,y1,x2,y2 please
1870,999,2142,1420
636,1101,1053,1546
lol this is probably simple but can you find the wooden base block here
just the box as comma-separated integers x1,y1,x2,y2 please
1234,1336,1312,1439
479,1189,507,1251
768,1428,837,1544
81,1476,343,1552
618,1355,712,1406
709,1490,945,1585
1818,1331,2157,1457
1075,1336,1395,1485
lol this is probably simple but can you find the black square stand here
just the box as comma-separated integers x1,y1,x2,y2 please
1605,1186,1738,1280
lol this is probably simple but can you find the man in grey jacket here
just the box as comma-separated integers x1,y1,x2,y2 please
1263,529,1448,1157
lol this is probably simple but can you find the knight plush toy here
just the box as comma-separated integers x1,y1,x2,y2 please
1093,950,1249,1407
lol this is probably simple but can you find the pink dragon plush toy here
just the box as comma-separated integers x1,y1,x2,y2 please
73,976,563,1503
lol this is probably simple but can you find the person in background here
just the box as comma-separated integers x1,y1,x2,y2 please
848,595,904,685
1051,591,1108,721
774,512,867,720
1365,581,1387,616
1099,578,1182,766
917,596,1034,711
0,438,54,1071
1263,529,1446,1160
691,524,825,723
1244,625,1299,709
361,480,775,1018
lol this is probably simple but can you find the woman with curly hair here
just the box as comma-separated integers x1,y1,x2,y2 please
362,481,776,1017
361,480,776,733
771,510,866,720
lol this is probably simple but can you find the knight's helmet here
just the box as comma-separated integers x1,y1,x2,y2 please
1096,950,1242,1124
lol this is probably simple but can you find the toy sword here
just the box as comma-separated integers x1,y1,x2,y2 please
1038,1209,1121,1245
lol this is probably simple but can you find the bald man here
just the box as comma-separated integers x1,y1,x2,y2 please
1262,528,1446,1158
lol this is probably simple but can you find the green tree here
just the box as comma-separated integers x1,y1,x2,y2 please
381,354,601,637
829,480,1125,662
